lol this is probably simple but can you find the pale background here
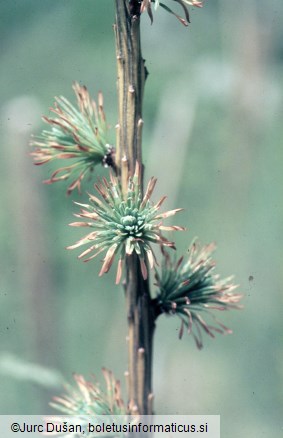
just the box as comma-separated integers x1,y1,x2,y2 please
0,1,282,437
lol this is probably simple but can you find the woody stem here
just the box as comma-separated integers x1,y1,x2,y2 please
114,0,155,414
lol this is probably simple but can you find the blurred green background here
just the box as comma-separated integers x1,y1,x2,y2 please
0,1,282,436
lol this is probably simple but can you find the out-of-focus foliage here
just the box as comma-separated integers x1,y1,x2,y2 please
50,369,126,415
0,1,282,437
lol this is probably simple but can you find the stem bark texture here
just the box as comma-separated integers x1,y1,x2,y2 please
114,0,154,415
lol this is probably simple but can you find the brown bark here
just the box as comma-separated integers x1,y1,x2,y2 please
114,1,154,415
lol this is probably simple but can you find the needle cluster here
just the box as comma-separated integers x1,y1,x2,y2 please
68,163,184,283
50,369,126,415
140,0,203,26
31,82,113,194
155,240,243,348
